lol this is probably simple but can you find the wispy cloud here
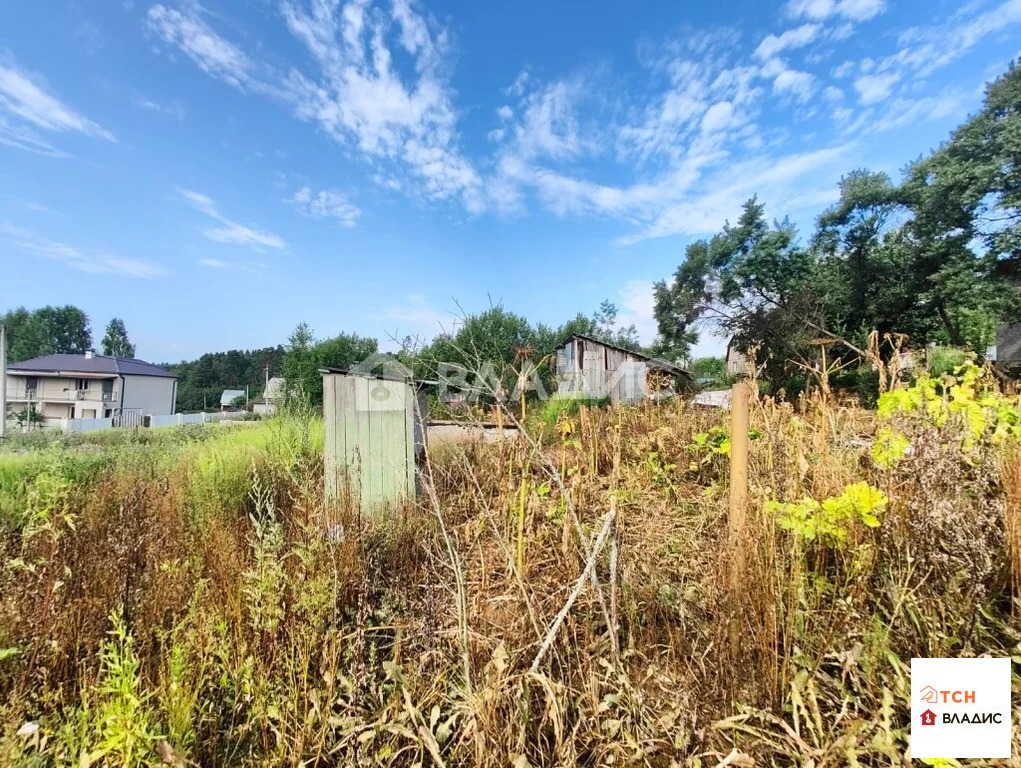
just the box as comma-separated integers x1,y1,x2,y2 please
148,0,482,213
754,23,822,60
854,71,899,104
281,0,483,211
146,5,253,88
773,68,816,102
178,188,287,250
142,0,1007,247
385,293,457,335
289,186,361,228
0,62,114,156
198,257,228,268
0,223,164,278
136,96,185,121
786,0,886,22
616,280,659,345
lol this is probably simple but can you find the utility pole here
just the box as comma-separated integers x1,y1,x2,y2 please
0,324,7,440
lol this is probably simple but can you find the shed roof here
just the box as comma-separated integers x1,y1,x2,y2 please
8,353,176,378
555,333,691,379
220,389,246,406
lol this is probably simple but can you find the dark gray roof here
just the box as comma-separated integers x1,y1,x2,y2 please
555,333,692,379
8,354,177,378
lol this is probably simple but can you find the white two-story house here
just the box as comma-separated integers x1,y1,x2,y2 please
5,351,177,426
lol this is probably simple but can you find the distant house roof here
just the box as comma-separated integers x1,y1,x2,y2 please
221,389,246,406
263,377,286,400
8,353,176,378
555,333,691,379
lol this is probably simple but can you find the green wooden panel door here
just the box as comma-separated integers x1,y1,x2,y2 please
323,373,416,521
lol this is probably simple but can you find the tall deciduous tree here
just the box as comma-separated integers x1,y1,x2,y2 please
0,305,92,361
281,323,378,406
653,61,1021,385
101,318,136,358
654,198,829,378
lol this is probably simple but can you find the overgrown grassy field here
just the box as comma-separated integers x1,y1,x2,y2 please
1,365,1020,766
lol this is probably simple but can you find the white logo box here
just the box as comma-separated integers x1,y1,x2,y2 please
911,657,1011,759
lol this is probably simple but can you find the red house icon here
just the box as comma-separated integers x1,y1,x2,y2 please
920,709,937,726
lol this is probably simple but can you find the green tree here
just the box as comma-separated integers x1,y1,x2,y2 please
654,198,830,381
690,356,733,387
814,170,901,338
892,63,1021,348
101,318,136,358
281,323,379,407
1,305,92,361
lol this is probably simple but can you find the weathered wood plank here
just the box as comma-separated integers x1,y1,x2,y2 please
343,375,364,513
407,389,419,499
378,379,403,511
322,372,418,521
323,374,338,500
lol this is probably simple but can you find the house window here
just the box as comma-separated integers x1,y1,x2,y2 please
75,378,89,391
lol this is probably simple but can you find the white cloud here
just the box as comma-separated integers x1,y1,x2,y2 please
280,0,483,212
871,0,1021,83
773,68,816,102
289,186,361,227
178,188,287,250
822,85,844,102
385,293,455,335
700,101,737,134
141,0,1000,248
198,257,228,268
507,77,590,160
854,71,899,104
787,0,885,21
832,60,855,78
616,143,854,244
146,5,253,88
505,70,530,97
0,63,114,156
136,97,185,121
616,280,659,345
0,223,164,278
754,23,822,60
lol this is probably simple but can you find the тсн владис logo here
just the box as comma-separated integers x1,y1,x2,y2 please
910,659,1011,759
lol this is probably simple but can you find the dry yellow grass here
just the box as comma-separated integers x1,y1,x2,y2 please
0,380,1019,766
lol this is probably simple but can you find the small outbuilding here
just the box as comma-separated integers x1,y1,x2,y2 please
553,333,692,404
320,354,431,521
220,389,245,411
997,325,1021,369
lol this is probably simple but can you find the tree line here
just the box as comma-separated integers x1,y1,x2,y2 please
1,307,135,361
652,61,1021,390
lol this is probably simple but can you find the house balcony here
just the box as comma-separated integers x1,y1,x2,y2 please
7,386,119,403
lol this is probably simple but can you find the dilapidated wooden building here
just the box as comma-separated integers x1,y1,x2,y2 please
553,333,691,404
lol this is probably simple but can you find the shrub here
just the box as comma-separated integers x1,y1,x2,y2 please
926,345,966,376
539,393,609,425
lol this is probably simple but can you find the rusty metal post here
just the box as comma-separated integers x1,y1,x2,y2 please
728,381,750,656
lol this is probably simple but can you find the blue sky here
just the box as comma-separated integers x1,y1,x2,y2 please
1,0,1018,362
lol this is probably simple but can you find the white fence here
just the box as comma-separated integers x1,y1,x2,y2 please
151,413,208,428
61,417,114,434
3,412,249,436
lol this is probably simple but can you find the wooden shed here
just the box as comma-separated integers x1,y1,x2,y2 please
553,333,691,404
997,325,1021,368
320,368,427,520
